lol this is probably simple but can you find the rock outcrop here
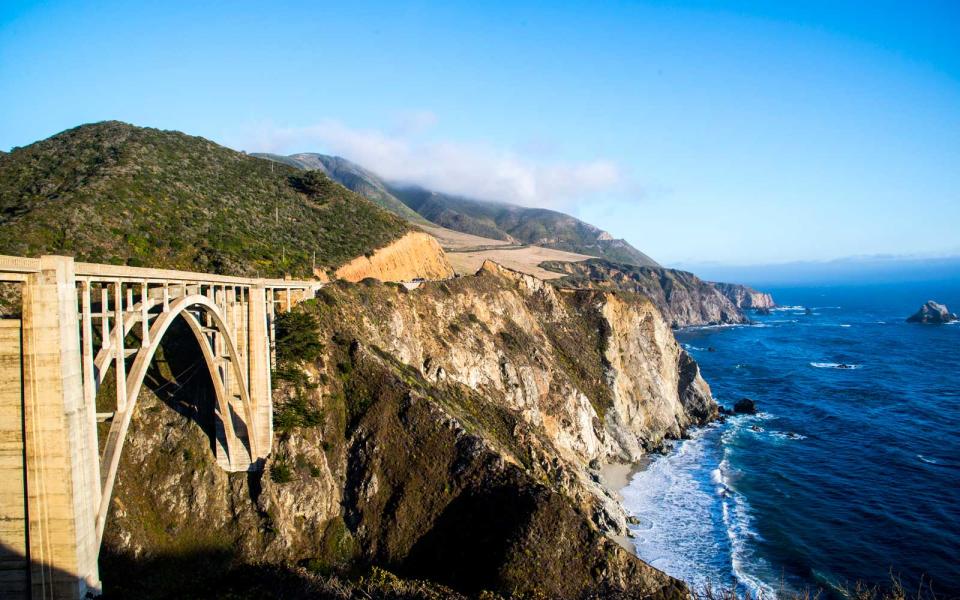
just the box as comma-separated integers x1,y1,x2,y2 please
543,259,758,327
333,231,455,282
712,282,775,310
101,260,714,599
906,300,958,324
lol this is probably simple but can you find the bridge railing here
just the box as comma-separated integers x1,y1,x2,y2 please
0,255,325,599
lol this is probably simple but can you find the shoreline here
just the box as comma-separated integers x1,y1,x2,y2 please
597,457,652,552
598,457,651,500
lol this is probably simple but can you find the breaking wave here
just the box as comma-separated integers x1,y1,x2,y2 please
809,362,861,369
623,421,780,598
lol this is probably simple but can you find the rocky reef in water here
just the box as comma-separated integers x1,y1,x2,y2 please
100,260,715,599
906,300,958,324
541,259,774,328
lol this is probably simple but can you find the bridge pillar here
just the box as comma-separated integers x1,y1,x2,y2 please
20,256,100,598
248,283,272,463
0,319,27,595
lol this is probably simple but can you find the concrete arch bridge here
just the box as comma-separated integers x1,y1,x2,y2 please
0,255,323,599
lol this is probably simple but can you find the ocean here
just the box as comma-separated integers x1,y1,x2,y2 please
621,281,960,598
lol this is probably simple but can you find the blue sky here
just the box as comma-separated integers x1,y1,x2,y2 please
2,1,958,266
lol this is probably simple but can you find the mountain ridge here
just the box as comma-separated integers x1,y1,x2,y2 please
253,152,661,268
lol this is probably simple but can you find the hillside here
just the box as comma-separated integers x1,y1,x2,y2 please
253,152,429,224
255,152,660,268
0,122,410,277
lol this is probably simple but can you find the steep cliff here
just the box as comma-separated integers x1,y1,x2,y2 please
333,231,455,282
543,259,752,327
101,261,714,599
712,282,775,310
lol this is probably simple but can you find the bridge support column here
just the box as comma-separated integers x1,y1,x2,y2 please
248,283,272,463
20,256,100,599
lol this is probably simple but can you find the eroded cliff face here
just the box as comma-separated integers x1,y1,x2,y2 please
712,282,775,310
333,230,454,282
101,260,714,599
543,259,749,327
320,260,714,466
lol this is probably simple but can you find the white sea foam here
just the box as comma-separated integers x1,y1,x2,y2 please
810,362,861,369
839,324,851,328
769,430,807,441
772,305,805,311
622,424,779,597
685,323,746,331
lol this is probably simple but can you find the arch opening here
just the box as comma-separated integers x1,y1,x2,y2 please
92,294,261,548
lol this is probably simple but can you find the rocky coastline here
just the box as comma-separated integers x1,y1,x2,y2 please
102,260,720,599
542,259,776,328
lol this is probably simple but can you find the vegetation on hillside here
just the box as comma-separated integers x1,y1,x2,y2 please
255,152,660,267
0,121,410,277
252,152,429,225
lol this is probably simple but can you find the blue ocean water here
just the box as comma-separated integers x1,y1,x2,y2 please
622,282,960,598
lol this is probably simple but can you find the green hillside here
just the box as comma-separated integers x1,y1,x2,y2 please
0,122,409,277
389,185,659,266
256,152,659,267
252,152,429,225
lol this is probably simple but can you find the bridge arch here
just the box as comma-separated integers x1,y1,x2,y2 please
95,294,259,545
0,255,323,598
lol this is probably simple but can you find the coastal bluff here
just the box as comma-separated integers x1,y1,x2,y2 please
333,230,455,282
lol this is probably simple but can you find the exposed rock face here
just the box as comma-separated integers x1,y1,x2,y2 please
334,231,455,282
101,260,713,599
906,300,958,324
543,259,753,327
712,282,775,310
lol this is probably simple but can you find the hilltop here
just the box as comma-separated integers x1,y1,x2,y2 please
253,152,660,268
0,122,410,277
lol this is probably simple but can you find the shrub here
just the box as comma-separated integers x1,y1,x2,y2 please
270,460,293,484
274,310,323,366
273,394,323,432
287,170,336,198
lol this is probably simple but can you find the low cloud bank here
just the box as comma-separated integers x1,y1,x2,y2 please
234,117,621,209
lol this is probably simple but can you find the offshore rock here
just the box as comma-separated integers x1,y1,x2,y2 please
906,300,958,324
